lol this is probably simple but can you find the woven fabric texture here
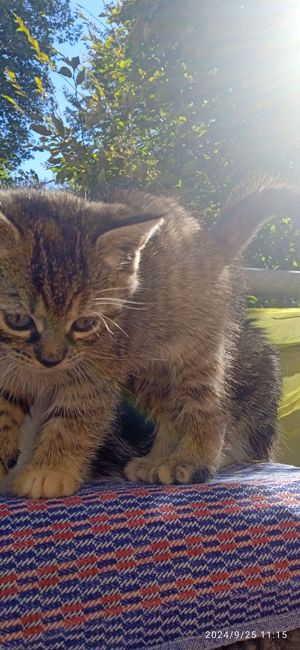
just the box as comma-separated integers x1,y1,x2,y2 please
0,463,300,650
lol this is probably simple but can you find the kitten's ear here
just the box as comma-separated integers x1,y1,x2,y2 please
95,216,164,267
0,211,20,253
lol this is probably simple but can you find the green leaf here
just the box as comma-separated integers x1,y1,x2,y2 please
70,56,80,69
76,70,85,85
34,76,46,97
5,69,17,82
48,155,62,164
14,15,53,67
30,112,43,121
2,95,25,114
51,114,65,135
31,123,51,136
58,66,73,78
118,59,131,69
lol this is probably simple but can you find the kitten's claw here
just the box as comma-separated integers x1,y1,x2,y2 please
125,456,211,485
157,461,211,484
13,466,80,499
124,456,152,482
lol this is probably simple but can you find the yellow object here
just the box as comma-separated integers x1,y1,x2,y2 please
249,309,300,466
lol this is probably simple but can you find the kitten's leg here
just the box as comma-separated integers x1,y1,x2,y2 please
12,391,118,499
125,420,179,482
155,402,225,484
0,397,27,479
125,368,226,484
223,322,280,466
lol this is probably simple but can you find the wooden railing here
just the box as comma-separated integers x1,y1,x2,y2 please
245,268,300,298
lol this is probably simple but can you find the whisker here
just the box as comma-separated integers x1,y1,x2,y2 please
85,349,118,361
94,287,132,294
78,359,118,396
95,296,148,305
94,298,148,305
94,287,151,294
102,315,128,338
100,315,114,336
94,301,147,311
74,363,91,386
115,305,147,311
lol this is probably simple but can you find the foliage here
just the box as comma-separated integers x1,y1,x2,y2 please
0,0,78,174
4,0,300,281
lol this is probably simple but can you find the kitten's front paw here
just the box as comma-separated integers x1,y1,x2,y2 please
13,466,80,499
157,460,211,485
125,456,157,482
125,456,212,485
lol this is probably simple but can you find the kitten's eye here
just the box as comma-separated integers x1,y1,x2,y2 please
5,313,34,330
72,317,97,333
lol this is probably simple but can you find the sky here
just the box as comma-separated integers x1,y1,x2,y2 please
21,0,105,181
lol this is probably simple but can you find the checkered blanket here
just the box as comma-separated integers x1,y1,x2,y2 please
1,463,300,649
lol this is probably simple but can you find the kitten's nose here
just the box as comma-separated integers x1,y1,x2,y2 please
35,333,68,368
36,353,66,368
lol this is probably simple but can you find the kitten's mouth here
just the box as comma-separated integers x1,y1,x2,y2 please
9,352,85,377
33,357,77,372
35,360,68,370
35,363,68,372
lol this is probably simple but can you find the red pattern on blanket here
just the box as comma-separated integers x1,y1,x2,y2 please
0,463,300,650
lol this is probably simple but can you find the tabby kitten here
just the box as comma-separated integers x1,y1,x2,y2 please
0,181,296,498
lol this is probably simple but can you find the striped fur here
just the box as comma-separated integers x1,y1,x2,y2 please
0,182,295,497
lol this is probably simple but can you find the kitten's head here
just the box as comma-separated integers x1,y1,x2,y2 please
0,189,164,384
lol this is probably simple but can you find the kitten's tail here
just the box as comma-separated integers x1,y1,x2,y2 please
212,175,300,259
